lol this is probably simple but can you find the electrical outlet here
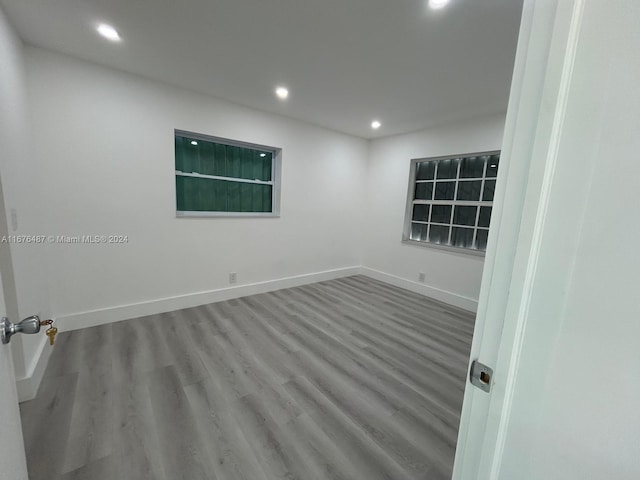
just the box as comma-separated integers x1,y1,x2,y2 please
418,272,426,282
229,272,237,284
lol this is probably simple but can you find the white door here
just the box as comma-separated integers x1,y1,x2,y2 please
0,259,29,479
454,0,640,479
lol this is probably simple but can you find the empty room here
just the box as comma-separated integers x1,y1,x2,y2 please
1,0,639,479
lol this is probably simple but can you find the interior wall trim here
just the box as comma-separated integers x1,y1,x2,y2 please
360,267,478,313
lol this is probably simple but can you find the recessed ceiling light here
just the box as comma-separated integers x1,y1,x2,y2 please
428,0,450,10
96,23,121,42
371,120,382,130
275,87,289,100
260,153,267,157
191,140,198,146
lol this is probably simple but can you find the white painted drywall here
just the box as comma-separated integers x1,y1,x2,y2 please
24,47,368,329
0,5,51,387
362,115,505,311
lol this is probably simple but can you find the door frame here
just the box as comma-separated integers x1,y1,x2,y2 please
453,0,586,478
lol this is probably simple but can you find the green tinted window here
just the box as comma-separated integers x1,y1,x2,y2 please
175,132,277,215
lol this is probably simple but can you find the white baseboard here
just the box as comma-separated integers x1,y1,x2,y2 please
57,266,361,332
359,267,478,313
16,334,52,402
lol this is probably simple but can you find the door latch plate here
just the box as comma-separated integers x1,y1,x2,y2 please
470,360,493,393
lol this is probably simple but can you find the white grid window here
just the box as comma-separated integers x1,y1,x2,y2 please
402,151,500,255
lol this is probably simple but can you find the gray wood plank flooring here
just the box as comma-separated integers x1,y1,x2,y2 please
20,275,475,480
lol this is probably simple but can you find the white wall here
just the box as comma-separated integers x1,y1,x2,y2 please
362,115,505,311
0,6,51,395
25,47,368,330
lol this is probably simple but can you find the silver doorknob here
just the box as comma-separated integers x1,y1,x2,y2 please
1,315,42,345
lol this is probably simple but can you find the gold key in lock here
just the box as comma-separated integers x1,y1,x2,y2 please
45,325,58,345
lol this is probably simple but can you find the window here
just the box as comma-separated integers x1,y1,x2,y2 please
403,151,500,254
175,130,281,217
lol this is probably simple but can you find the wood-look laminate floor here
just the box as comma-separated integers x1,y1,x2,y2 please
20,275,475,480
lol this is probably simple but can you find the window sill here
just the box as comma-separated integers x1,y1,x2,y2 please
401,238,486,257
177,211,280,218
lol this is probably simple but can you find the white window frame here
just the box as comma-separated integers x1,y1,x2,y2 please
175,129,282,218
402,150,500,256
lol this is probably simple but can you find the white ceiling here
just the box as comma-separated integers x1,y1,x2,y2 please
0,0,523,139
